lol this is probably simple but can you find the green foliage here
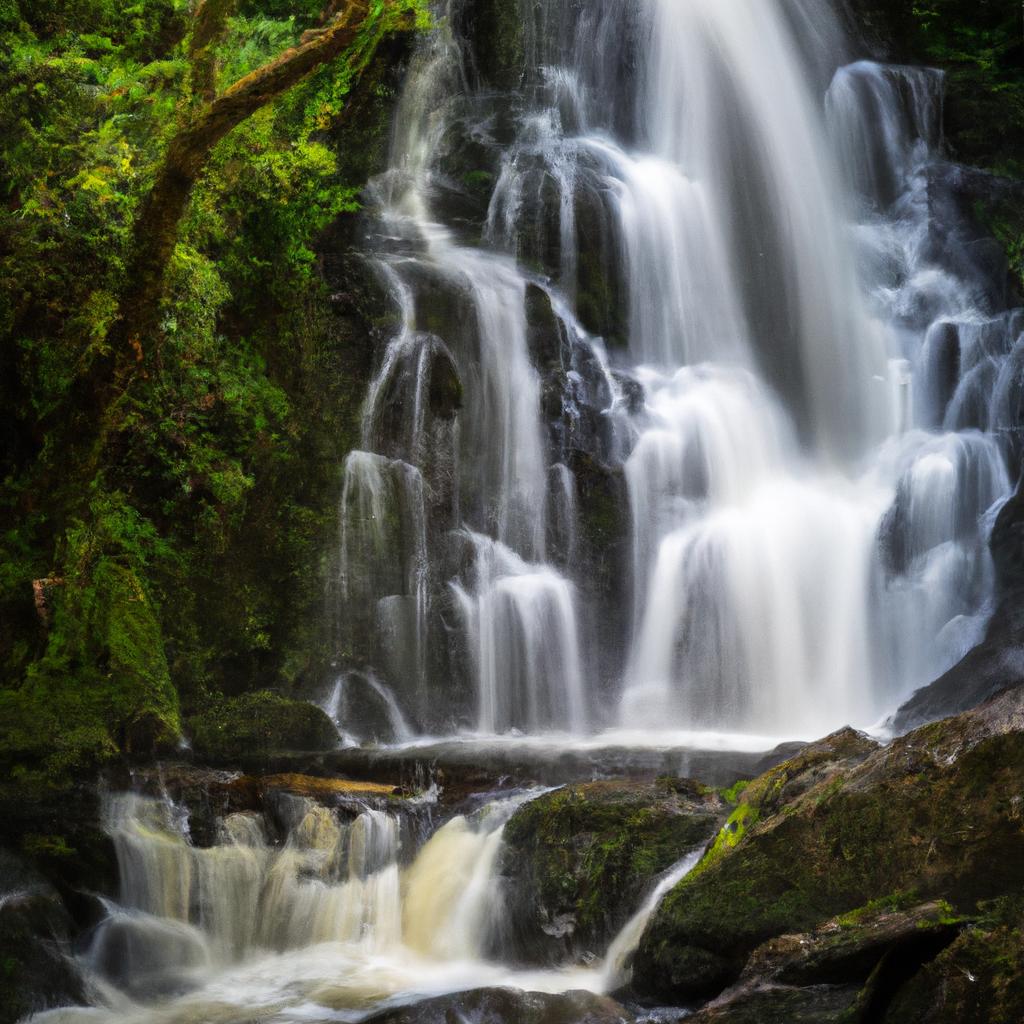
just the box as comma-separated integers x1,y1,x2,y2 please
0,0,428,785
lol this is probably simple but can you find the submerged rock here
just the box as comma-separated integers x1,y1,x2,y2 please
363,987,634,1024
499,778,723,964
633,688,1024,1004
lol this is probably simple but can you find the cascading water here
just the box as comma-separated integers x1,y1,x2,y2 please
47,788,694,1022
328,0,1019,744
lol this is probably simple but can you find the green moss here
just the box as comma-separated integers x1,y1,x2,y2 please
20,834,75,860
186,689,338,761
694,801,760,875
721,779,751,804
633,712,1024,1003
835,891,920,928
503,780,722,955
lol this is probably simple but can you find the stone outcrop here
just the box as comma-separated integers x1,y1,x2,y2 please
633,687,1024,1010
500,778,724,963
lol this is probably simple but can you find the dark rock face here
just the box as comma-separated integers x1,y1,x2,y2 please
632,688,1024,1004
0,852,85,1024
364,987,634,1024
499,778,724,964
890,638,1024,734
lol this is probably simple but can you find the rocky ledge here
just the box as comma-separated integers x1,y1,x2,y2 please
630,684,1024,1020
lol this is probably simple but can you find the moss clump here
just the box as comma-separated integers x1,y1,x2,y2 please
186,690,338,761
0,500,181,792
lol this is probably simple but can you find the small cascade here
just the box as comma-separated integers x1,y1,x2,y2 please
826,61,944,209
335,451,431,721
322,670,414,746
600,848,703,990
73,787,705,1022
451,532,586,735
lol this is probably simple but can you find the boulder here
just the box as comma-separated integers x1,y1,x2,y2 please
881,913,1024,1022
185,690,338,762
500,778,723,964
633,690,1024,1002
363,987,633,1024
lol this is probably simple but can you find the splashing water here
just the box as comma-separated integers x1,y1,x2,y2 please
41,789,699,1023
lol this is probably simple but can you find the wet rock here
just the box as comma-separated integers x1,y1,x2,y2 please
889,638,1024,734
686,983,858,1023
0,851,85,1024
500,778,724,964
458,0,527,92
427,343,464,420
186,690,339,762
880,913,1024,1022
526,283,565,371
633,689,1024,1003
363,987,634,1024
128,763,404,847
742,899,961,988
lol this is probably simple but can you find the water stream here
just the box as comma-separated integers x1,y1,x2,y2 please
35,791,696,1023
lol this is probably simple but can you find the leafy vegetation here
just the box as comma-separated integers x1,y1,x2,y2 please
0,0,426,787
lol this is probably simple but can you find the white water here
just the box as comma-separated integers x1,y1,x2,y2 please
36,791,699,1023
328,0,1017,744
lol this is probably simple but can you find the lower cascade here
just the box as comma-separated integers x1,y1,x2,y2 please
34,791,695,1022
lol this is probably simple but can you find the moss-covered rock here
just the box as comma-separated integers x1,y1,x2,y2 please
458,0,528,92
186,690,338,761
632,688,1024,1003
500,778,723,963
882,913,1024,1022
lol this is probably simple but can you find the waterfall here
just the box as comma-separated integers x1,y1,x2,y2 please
64,787,704,1022
323,0,1017,743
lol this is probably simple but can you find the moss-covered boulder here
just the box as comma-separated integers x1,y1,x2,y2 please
881,912,1024,1021
186,690,338,761
633,689,1024,1003
499,778,724,963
